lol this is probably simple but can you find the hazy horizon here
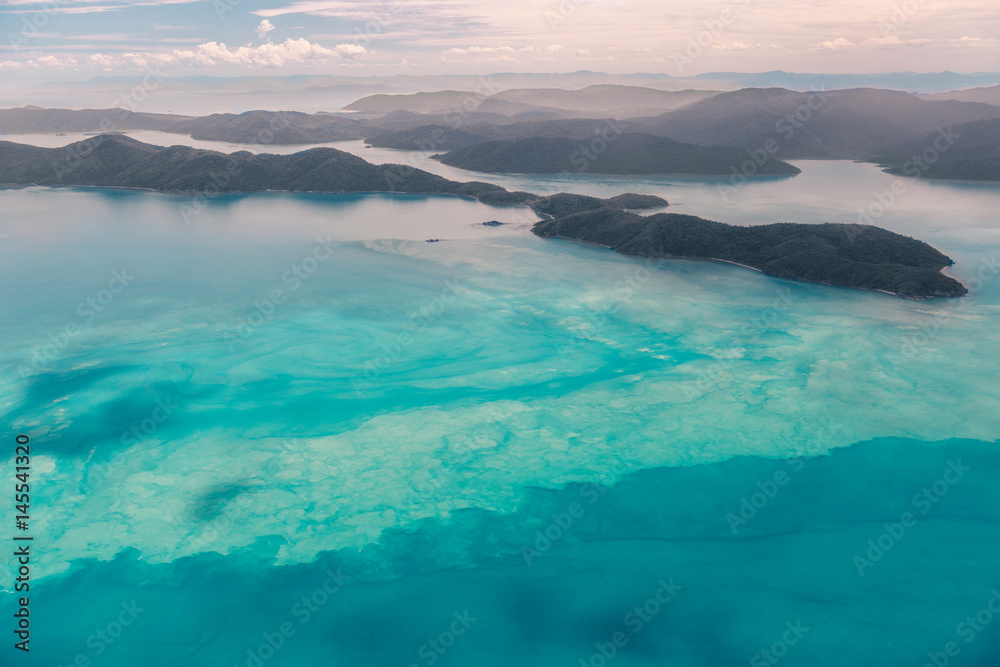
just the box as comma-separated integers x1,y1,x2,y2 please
2,0,999,84
4,68,1000,116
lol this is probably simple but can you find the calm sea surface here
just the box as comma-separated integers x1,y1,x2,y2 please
1,136,999,665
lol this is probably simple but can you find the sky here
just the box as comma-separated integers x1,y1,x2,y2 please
1,0,999,81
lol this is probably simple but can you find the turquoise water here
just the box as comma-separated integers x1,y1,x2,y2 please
1,160,1000,665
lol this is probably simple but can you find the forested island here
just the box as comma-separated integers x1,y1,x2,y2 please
0,134,965,298
0,134,670,212
432,134,801,175
533,208,966,298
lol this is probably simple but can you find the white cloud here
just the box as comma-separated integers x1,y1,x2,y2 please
184,38,367,66
87,53,121,69
33,55,78,68
711,42,781,51
83,38,366,70
815,35,939,52
860,35,932,47
443,46,515,55
816,37,855,50
712,42,749,51
256,20,276,40
8,0,1000,75
954,36,1000,46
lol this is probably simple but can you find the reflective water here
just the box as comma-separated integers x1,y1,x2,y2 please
1,155,998,666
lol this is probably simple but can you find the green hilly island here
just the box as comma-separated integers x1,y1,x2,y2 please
0,134,966,298
533,208,966,299
433,133,802,175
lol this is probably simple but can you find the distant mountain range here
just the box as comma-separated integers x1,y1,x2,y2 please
687,71,1000,93
23,70,1000,98
5,82,1000,180
167,110,364,143
10,71,1000,118
628,87,1000,159
0,107,365,144
920,84,1000,106
363,87,1000,176
344,85,720,118
0,106,194,133
871,117,1000,181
